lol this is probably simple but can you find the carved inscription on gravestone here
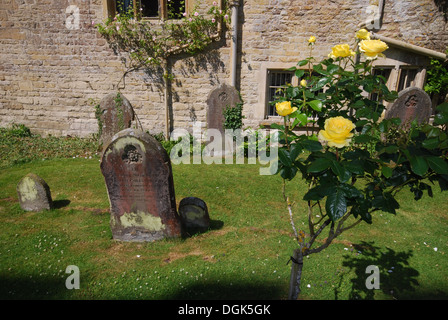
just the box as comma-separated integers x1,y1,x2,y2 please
100,128,182,242
385,87,432,128
206,83,242,133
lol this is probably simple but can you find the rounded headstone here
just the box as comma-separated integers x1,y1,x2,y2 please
98,92,135,148
384,86,432,128
100,128,183,242
179,197,210,233
17,173,53,212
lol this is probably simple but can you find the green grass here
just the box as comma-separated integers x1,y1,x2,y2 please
1,155,448,300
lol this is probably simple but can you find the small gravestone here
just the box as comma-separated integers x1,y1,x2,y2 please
179,197,210,233
100,128,183,242
17,173,53,211
385,87,432,128
206,83,242,134
98,92,135,148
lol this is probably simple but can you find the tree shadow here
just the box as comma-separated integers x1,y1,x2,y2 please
340,241,420,300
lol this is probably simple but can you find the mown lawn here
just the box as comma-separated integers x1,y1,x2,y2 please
1,153,447,300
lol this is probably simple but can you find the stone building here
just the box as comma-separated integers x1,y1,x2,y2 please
0,0,447,137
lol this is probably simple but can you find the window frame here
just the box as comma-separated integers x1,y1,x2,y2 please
370,66,394,102
104,0,192,20
265,69,298,118
396,66,419,92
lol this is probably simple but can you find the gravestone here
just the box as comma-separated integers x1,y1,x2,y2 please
100,128,183,242
384,87,432,127
206,83,242,134
17,173,53,211
178,197,210,233
98,92,135,148
205,83,242,157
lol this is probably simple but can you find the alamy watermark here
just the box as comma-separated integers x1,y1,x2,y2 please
169,122,279,175
65,265,80,290
65,5,80,30
365,265,380,290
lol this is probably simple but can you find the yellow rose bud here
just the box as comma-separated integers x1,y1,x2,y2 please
275,101,297,117
356,28,370,40
358,39,389,60
300,79,307,87
328,44,356,59
308,36,316,44
318,116,356,148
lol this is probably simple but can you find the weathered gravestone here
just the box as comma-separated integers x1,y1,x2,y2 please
206,83,242,134
205,83,242,157
17,173,53,211
100,128,183,242
385,86,432,128
98,92,135,148
178,197,210,233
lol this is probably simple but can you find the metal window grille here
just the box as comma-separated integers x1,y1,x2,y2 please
266,70,294,117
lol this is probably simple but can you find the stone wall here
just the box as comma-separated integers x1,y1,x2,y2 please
0,0,446,137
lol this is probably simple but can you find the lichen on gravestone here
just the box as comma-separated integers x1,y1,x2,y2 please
16,173,53,212
100,128,183,242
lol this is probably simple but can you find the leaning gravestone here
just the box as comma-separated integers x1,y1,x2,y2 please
17,173,53,211
100,128,183,242
384,87,432,128
178,197,210,233
98,92,135,148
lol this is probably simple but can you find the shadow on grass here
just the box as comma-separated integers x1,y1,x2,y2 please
52,199,71,209
338,241,421,300
0,275,69,300
160,280,285,300
182,219,224,238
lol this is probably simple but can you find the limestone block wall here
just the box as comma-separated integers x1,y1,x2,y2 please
0,0,230,137
0,0,446,137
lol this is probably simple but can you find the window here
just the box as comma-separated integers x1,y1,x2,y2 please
266,70,295,117
370,66,393,101
397,67,418,92
112,0,187,19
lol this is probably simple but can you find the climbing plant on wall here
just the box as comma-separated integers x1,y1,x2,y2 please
96,1,230,86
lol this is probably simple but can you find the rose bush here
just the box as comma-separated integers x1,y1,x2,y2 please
273,30,448,299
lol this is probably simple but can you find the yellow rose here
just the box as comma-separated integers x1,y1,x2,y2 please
328,44,356,59
358,39,388,60
356,28,370,40
300,79,307,87
275,101,297,117
308,36,316,44
318,116,356,148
